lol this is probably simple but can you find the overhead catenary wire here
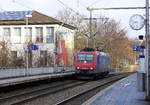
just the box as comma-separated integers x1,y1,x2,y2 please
12,0,34,10
88,0,102,7
78,1,87,8
12,0,84,19
56,0,83,18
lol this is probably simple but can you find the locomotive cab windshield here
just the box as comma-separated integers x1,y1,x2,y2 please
77,54,94,63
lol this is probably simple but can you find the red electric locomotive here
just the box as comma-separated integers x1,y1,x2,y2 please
75,48,110,79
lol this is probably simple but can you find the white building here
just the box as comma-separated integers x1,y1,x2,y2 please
0,11,75,67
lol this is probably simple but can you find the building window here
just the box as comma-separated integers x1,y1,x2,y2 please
14,27,21,43
14,27,21,36
46,27,54,43
40,51,47,66
3,28,11,42
25,27,32,41
3,28,11,37
36,27,43,43
11,51,17,59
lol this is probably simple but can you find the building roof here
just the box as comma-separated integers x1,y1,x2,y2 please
0,11,76,30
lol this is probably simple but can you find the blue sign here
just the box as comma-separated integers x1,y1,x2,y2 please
28,45,38,50
133,45,145,52
139,55,145,58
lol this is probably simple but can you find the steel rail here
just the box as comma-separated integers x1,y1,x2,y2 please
0,80,88,105
54,73,130,105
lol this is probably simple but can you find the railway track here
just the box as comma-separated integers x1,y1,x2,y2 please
0,72,132,105
55,73,131,105
0,80,88,105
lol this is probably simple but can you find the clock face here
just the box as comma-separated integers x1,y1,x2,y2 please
129,14,145,30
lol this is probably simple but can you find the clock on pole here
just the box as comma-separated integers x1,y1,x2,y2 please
129,14,145,30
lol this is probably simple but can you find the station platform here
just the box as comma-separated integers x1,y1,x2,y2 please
83,73,150,105
0,70,75,87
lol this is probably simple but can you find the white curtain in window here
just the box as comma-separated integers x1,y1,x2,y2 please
13,27,21,43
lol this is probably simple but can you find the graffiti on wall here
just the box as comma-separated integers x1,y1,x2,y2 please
56,28,74,66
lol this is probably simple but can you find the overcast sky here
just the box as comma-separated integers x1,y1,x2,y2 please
0,0,147,39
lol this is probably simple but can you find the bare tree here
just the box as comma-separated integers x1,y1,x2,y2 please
0,41,10,68
56,9,89,51
56,9,137,71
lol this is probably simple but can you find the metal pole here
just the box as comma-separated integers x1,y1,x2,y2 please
86,37,89,47
26,16,29,76
89,10,92,47
54,31,58,72
146,0,150,99
90,11,92,37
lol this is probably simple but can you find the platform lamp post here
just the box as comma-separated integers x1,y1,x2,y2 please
88,8,92,48
25,14,32,76
145,0,150,100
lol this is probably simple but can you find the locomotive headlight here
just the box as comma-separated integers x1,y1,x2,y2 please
84,61,87,63
77,67,80,69
90,67,93,70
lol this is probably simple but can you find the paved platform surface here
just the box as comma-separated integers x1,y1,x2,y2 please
0,71,75,87
83,73,150,105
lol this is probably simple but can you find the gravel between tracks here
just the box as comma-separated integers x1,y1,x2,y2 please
19,74,129,105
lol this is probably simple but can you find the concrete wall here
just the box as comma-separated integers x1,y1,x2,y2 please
0,67,74,79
